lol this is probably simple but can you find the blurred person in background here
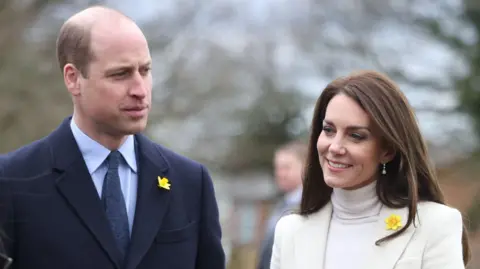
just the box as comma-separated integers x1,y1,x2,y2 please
270,70,471,269
256,140,307,269
0,5,224,269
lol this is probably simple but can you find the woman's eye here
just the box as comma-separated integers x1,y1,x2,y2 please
322,126,333,133
351,133,365,140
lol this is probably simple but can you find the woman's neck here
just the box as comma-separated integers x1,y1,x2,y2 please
331,180,382,223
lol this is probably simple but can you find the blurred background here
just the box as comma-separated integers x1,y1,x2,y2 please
1,0,480,267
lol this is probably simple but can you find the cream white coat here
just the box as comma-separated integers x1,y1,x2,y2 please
270,201,465,269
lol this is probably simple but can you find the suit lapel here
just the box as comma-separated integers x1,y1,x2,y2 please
56,164,123,268
364,206,417,269
295,203,332,269
125,134,171,269
51,117,123,268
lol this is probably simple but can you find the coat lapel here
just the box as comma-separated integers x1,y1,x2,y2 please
295,203,332,269
364,206,417,269
125,134,171,269
51,117,123,268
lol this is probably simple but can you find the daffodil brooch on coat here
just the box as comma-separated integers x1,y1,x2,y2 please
157,176,171,190
385,214,402,231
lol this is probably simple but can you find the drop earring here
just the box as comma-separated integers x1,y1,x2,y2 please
382,163,387,175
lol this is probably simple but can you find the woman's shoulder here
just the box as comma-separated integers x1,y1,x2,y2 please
275,204,332,234
416,201,463,227
417,201,462,217
275,213,305,232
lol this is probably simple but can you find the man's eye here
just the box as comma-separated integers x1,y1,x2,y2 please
140,68,151,75
113,71,127,77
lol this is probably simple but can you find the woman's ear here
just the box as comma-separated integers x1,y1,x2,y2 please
380,147,396,164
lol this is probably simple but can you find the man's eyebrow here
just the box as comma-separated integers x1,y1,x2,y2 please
105,65,133,72
106,60,151,71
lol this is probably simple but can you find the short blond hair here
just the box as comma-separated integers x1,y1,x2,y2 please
276,140,308,162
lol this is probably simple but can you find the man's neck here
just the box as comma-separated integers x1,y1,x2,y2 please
72,114,127,151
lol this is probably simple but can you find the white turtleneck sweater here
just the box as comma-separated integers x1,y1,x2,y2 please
324,180,383,269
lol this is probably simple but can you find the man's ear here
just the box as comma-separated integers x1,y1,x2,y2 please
63,63,81,96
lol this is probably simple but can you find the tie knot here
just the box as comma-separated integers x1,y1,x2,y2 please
107,150,122,170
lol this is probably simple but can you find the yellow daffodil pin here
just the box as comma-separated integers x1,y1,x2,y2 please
157,176,171,190
385,214,402,231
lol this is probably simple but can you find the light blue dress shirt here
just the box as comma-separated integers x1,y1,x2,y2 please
70,119,138,234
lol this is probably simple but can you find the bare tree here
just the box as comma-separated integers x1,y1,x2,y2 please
143,0,475,171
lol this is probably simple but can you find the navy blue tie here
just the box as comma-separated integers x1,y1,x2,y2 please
102,151,130,260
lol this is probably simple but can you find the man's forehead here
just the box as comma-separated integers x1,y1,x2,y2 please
88,50,151,69
90,17,139,39
89,24,148,53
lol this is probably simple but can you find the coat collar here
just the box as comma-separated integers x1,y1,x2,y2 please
294,202,416,269
48,116,169,173
364,205,417,269
49,116,172,269
294,202,332,269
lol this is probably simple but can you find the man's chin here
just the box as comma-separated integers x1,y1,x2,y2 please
121,121,148,135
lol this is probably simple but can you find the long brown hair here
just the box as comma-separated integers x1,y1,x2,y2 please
300,70,471,265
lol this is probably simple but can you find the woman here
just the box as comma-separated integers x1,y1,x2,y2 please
270,70,471,269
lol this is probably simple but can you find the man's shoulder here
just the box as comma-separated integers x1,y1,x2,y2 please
157,143,202,167
0,136,51,177
139,135,205,170
140,137,212,193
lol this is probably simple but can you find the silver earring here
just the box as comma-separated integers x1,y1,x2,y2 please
382,163,387,175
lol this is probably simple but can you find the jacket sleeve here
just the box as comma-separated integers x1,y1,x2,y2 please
422,207,465,269
270,215,289,269
0,178,15,268
195,165,226,269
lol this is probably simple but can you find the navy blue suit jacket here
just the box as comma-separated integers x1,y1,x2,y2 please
0,117,225,269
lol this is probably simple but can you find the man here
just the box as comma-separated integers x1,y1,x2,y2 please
0,6,225,269
257,141,307,269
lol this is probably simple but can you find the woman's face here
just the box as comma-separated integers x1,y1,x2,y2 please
317,94,392,190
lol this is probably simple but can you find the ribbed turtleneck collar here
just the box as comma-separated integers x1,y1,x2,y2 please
331,180,382,223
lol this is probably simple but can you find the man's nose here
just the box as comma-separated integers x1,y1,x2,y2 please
129,73,148,98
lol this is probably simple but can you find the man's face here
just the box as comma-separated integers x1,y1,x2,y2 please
73,20,152,138
274,151,303,193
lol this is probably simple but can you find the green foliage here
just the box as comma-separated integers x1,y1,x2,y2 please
466,192,480,231
455,7,480,138
417,5,480,139
417,1,480,232
0,41,71,153
222,83,310,172
453,4,480,233
456,72,480,137
0,1,71,153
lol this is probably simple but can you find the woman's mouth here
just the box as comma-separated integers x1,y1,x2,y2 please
326,159,352,171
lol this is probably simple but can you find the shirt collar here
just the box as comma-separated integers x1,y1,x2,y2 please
70,118,137,175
